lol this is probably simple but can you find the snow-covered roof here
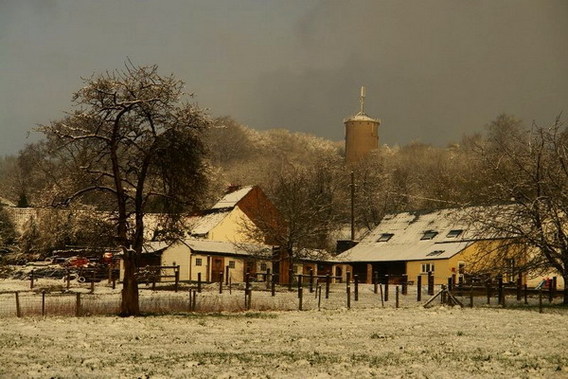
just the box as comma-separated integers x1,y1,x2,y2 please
182,239,271,257
142,241,172,254
337,208,489,263
344,113,380,123
211,186,254,210
0,197,16,207
188,211,231,236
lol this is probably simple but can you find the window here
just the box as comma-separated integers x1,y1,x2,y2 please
421,263,435,273
446,229,463,238
228,260,236,269
421,231,438,240
260,262,267,271
377,233,394,242
426,250,444,257
195,258,202,266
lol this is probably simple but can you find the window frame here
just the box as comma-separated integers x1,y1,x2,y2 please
377,233,394,242
421,230,438,240
446,229,463,238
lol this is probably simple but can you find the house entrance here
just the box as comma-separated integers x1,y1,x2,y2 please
211,257,224,282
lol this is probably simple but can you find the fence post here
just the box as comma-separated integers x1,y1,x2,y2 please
298,282,303,311
225,266,230,286
112,273,116,290
395,286,400,308
66,271,71,290
516,273,522,301
271,274,276,297
373,271,378,294
15,292,21,318
447,277,452,292
354,274,359,301
288,268,294,291
427,272,433,296
325,274,330,299
549,278,554,303
402,274,408,295
197,272,202,293
108,265,113,284
309,269,314,293
75,292,81,317
188,289,193,312
346,277,351,310
384,275,389,302
524,284,528,305
417,275,422,302
497,275,503,305
174,265,180,293
219,272,224,294
469,285,474,308
42,290,46,316
486,281,491,305
245,273,251,310
317,286,322,311
89,270,95,294
30,270,34,289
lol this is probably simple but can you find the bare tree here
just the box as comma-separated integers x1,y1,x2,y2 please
242,160,343,282
39,63,210,315
471,114,568,303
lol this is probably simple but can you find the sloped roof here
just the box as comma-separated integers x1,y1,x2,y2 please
182,239,271,257
211,186,254,210
337,208,488,263
188,211,231,235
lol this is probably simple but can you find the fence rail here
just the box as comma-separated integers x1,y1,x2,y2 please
1,272,564,318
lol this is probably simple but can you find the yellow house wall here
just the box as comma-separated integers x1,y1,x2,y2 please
161,243,191,281
208,206,258,243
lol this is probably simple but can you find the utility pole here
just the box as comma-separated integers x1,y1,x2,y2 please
350,171,355,241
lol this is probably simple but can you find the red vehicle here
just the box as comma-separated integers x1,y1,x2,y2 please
64,256,90,268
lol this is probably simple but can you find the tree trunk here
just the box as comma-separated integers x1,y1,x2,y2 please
120,249,140,316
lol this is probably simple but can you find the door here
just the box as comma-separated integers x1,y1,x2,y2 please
211,257,224,283
244,260,256,281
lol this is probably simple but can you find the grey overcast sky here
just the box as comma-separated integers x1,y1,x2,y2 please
1,0,567,155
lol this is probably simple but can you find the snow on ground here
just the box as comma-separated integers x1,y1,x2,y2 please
0,307,567,378
1,276,568,378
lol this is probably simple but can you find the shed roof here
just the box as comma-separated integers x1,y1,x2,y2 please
337,207,490,263
188,211,231,236
182,239,271,257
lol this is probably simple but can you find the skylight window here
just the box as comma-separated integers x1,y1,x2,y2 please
377,233,394,242
426,250,445,257
421,231,438,240
446,229,463,238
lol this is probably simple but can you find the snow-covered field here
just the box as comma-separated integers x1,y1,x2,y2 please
1,276,567,378
1,306,567,378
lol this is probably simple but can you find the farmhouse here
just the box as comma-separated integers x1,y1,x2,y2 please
160,239,271,283
156,185,279,283
335,207,524,286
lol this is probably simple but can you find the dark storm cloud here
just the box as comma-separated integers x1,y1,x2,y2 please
1,1,567,155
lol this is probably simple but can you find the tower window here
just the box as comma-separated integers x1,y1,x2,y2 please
421,231,438,240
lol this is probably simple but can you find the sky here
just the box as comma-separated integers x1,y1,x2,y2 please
1,0,567,155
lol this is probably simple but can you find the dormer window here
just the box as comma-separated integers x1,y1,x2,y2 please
426,250,444,257
377,233,394,242
446,229,463,238
421,230,438,240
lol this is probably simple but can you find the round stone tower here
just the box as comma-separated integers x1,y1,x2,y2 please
344,87,380,164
